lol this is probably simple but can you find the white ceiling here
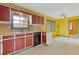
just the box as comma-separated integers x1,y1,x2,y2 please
15,3,79,18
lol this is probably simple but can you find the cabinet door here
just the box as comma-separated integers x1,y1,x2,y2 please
2,39,14,55
42,32,46,45
40,17,44,24
0,5,2,21
15,37,25,51
37,16,40,24
0,5,10,21
42,35,46,44
26,36,33,47
32,15,36,24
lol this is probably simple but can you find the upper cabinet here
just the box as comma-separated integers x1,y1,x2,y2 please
31,14,44,25
0,5,44,25
37,16,40,24
40,17,44,24
0,5,10,22
32,15,37,24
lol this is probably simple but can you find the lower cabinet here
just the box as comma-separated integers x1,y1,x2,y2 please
42,32,46,45
2,33,33,55
26,36,33,47
42,35,46,44
26,33,33,47
15,37,25,51
1,33,43,55
2,39,14,55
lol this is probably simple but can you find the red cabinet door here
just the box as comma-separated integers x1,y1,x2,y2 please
0,5,10,21
32,15,37,24
42,35,46,44
42,32,46,45
37,16,40,24
26,36,33,47
15,37,25,51
2,39,14,55
40,17,44,24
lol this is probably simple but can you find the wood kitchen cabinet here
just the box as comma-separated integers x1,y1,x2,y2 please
42,32,46,45
32,14,44,24
37,16,40,24
26,36,33,47
2,35,14,55
0,5,10,21
15,34,25,51
32,15,37,24
26,33,33,47
15,37,25,51
42,35,46,44
40,17,44,24
3,39,14,55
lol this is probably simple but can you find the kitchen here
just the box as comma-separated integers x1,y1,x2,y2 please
0,4,55,55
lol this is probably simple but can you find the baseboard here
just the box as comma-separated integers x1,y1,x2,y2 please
55,35,70,37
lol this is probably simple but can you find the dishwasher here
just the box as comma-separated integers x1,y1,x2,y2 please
33,32,41,46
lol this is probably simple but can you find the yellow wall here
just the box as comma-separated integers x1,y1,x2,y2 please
57,16,79,36
57,19,69,36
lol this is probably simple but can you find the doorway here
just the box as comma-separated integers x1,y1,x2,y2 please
69,20,78,37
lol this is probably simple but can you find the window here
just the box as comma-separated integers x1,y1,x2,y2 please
11,10,29,29
69,22,73,30
51,21,55,31
47,20,55,32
